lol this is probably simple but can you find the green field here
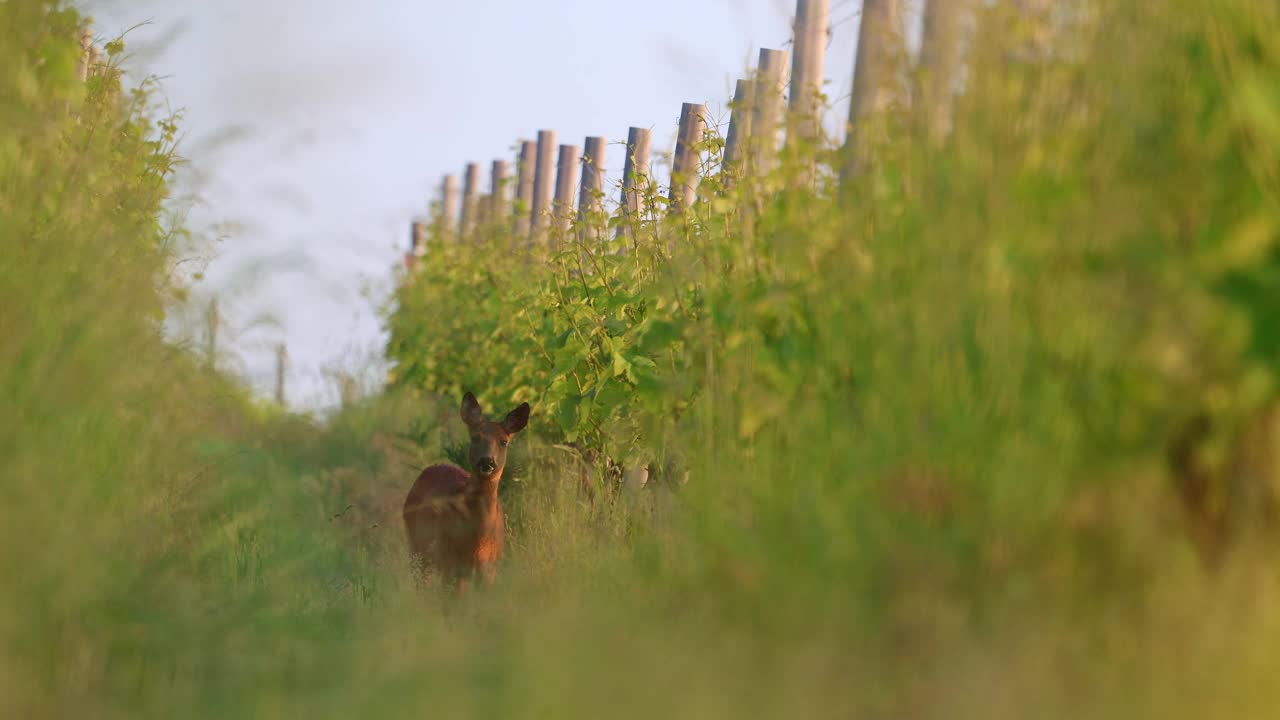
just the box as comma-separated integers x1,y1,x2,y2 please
5,1,1280,717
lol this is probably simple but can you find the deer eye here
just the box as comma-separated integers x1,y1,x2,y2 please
500,439,508,447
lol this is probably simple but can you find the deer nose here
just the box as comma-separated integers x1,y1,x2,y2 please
475,457,497,474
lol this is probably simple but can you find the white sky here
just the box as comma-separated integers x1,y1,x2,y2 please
83,0,896,411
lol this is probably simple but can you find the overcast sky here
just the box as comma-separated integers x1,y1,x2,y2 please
83,0,888,411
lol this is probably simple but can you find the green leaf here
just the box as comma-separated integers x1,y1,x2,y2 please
639,320,681,355
611,351,632,378
605,317,629,336
556,397,581,433
551,344,589,377
595,381,630,415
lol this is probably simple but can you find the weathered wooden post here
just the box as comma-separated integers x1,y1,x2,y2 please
617,127,652,243
669,103,707,215
513,141,537,238
842,0,905,180
553,143,581,238
788,0,829,144
460,162,481,239
918,0,966,143
490,159,510,223
412,220,427,255
751,49,790,176
578,136,607,240
205,299,220,370
78,23,95,82
407,219,427,269
723,79,752,180
275,344,288,407
440,174,459,241
531,130,557,243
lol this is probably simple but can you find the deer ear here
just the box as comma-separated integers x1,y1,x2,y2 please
502,403,530,434
460,392,484,426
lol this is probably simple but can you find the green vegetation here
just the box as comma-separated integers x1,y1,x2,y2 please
6,0,1280,717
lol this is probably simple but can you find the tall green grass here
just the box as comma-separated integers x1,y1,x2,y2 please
0,4,393,716
6,0,1280,718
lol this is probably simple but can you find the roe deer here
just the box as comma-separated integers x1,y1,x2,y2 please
403,392,530,591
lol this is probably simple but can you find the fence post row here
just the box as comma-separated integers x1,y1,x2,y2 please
413,0,964,257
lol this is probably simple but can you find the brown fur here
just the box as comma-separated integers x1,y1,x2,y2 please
403,392,529,591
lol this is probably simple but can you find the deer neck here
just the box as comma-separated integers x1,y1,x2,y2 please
468,471,502,508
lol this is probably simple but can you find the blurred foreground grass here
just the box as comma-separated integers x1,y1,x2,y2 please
6,1,1280,718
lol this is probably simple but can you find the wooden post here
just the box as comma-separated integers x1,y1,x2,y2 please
513,141,536,238
205,299,219,370
723,79,752,179
460,162,480,239
78,23,95,82
553,143,581,238
789,0,829,145
440,174,459,240
669,103,707,215
578,136,607,240
531,130,557,243
617,127,652,242
918,0,966,143
411,220,427,255
843,0,906,180
407,220,426,269
490,159,510,223
751,49,790,176
274,344,287,407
